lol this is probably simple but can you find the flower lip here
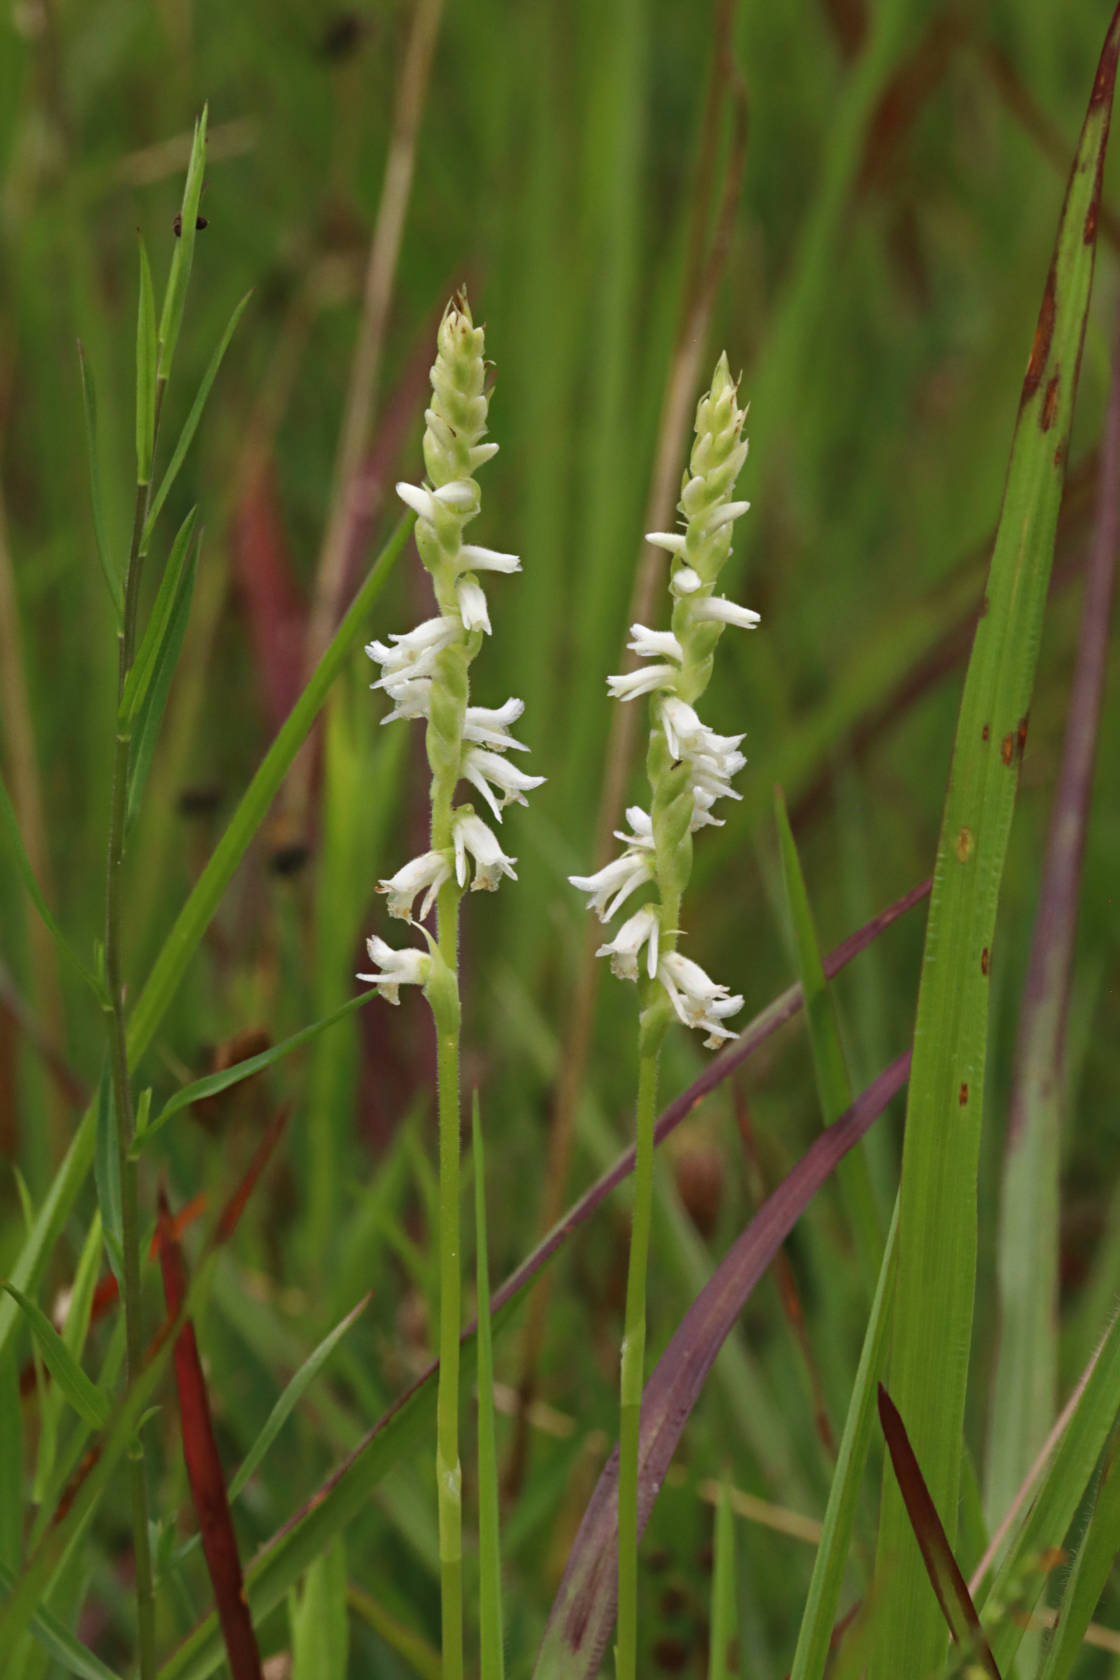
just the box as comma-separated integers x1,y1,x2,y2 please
606,664,678,702
462,747,546,822
595,904,661,981
463,698,531,752
456,576,492,634
569,850,653,922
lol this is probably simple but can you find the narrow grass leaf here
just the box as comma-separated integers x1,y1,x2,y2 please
126,525,199,828
774,787,882,1288
290,1540,348,1680
533,1055,911,1680
0,771,105,1004
979,1304,1120,1675
871,15,1120,1677
707,1481,736,1680
136,235,157,484
75,343,122,622
228,1293,370,1503
121,507,199,728
142,291,252,553
789,1201,899,1680
474,1099,505,1680
158,109,208,384
157,1192,263,1680
1035,1430,1120,1680
988,284,1120,1530
0,1563,123,1680
0,1346,23,1574
93,1070,123,1288
0,1285,108,1432
135,990,379,1152
346,1584,442,1680
877,1384,1001,1679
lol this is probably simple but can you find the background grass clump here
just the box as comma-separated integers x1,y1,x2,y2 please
2,1,1120,1676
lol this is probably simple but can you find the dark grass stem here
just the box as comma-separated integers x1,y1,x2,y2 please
103,379,165,1679
615,1048,660,1680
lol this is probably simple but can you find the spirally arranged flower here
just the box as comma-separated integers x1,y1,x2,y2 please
358,294,543,1004
569,353,757,1047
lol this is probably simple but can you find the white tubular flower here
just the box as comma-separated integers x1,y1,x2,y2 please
704,498,751,532
606,665,678,702
395,478,480,524
660,697,746,783
456,577,491,634
379,678,433,725
463,698,531,752
626,624,683,663
657,951,743,1048
453,811,518,891
357,936,431,1004
458,543,521,575
617,806,656,850
596,905,660,981
645,531,688,556
688,595,760,629
366,616,458,689
568,849,653,922
462,747,546,822
377,851,452,921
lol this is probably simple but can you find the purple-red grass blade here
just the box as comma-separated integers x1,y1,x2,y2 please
877,1384,1001,1680
532,1055,911,1680
157,1190,263,1680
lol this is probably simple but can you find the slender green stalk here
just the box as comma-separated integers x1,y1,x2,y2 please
616,1046,659,1680
102,380,165,1679
473,1099,505,1680
433,880,463,1680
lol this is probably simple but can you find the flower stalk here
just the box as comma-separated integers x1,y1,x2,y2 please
359,295,540,1678
569,353,757,1680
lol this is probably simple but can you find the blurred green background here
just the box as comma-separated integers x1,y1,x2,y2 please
2,0,1119,1672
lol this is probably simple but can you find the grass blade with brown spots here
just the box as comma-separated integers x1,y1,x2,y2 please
157,1190,263,1680
870,12,1120,1677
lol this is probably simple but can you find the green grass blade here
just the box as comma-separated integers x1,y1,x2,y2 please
707,1481,736,1680
75,342,122,622
0,514,409,1407
0,769,105,1005
474,1100,505,1680
790,1201,898,1680
228,1295,370,1504
120,507,198,727
0,1284,109,1431
0,1563,124,1680
136,235,157,484
0,1342,23,1576
134,990,380,1152
1035,1429,1120,1680
978,1305,1120,1675
126,525,199,828
870,15,1120,1676
774,786,883,1291
290,1539,349,1680
142,291,252,555
157,109,208,384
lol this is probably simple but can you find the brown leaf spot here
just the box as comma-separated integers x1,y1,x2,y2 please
959,1083,969,1106
1001,732,1014,766
1054,443,1064,469
980,947,990,977
1085,201,1099,245
981,723,990,742
1022,270,1055,404
955,826,974,863
1040,372,1060,432
1017,714,1029,758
